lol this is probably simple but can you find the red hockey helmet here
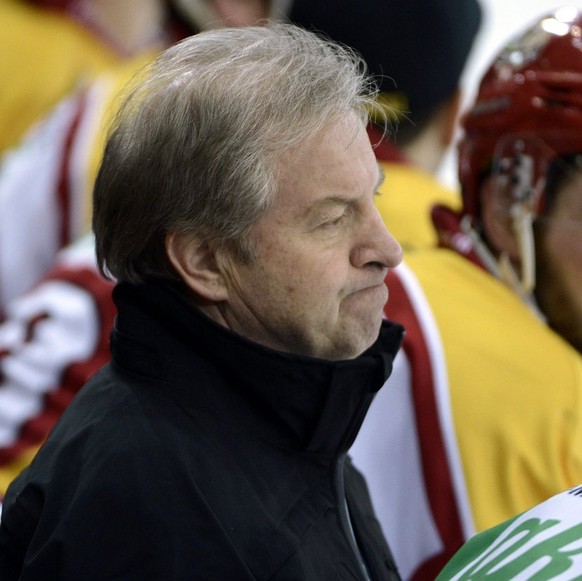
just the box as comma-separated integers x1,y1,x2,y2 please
458,7,582,220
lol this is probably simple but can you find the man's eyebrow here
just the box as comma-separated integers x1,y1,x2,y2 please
303,196,355,220
303,166,386,218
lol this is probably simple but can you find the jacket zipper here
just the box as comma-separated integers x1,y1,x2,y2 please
335,454,372,581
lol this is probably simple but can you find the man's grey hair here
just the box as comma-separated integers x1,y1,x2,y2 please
93,23,381,283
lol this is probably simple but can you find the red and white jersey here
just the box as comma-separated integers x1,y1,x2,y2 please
0,52,154,314
0,235,115,500
0,83,109,313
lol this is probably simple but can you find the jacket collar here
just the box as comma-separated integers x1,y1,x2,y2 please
111,281,404,457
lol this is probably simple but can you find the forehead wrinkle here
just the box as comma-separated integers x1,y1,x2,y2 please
300,164,384,223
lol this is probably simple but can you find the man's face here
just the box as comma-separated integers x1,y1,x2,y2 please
535,170,582,354
217,115,402,360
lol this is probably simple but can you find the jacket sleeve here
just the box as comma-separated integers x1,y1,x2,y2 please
0,415,256,581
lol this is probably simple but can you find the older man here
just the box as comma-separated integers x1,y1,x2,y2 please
0,24,403,580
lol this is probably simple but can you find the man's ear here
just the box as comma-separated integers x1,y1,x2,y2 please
165,232,229,302
480,177,520,261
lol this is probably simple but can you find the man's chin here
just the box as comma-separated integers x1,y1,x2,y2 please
340,322,383,360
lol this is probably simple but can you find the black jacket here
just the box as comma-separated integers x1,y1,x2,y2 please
0,281,404,580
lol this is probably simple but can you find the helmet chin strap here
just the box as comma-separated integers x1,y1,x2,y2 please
509,201,535,294
486,142,546,318
460,214,502,277
460,211,545,320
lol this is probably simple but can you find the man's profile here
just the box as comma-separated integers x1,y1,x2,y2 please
0,24,404,580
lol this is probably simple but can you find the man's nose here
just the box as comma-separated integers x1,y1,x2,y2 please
350,205,403,269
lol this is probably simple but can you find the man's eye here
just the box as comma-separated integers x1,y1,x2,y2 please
321,214,345,229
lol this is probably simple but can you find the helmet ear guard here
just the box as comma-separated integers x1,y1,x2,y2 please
489,135,582,288
456,135,552,314
489,135,546,295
